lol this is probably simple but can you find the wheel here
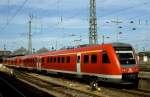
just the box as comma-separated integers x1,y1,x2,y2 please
10,69,16,77
90,80,98,90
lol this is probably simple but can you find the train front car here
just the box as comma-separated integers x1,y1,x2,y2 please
113,43,139,83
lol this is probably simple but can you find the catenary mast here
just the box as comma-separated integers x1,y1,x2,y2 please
28,14,33,54
89,0,98,45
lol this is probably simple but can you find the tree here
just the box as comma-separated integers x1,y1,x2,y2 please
13,47,28,55
36,47,49,54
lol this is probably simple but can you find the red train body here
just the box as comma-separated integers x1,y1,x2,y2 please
3,43,139,83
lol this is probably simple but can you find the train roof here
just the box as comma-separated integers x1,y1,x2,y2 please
38,43,113,57
112,42,132,47
43,43,132,56
13,43,133,59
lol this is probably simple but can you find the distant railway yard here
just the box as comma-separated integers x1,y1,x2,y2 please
0,64,150,97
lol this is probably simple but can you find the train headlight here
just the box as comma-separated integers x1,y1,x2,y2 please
122,68,126,72
128,68,133,73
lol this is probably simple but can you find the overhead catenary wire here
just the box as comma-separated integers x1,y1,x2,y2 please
97,0,150,27
97,0,150,30
123,0,150,20
48,0,108,29
0,0,28,33
98,1,150,18
1,0,150,51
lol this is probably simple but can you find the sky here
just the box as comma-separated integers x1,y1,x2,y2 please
0,0,150,52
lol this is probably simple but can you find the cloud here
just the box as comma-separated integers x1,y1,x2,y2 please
0,0,150,51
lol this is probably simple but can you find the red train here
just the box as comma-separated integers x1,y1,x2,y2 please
3,43,139,85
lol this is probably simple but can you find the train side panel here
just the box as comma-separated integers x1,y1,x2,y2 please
41,54,77,73
80,44,122,79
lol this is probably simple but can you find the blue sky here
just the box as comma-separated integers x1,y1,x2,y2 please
0,0,150,52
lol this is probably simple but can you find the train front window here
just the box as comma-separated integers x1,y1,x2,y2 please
116,51,136,65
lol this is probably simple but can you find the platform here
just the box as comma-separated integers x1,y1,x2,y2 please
138,72,150,91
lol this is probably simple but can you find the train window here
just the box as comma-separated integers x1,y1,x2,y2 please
54,57,56,63
32,59,33,63
91,54,97,64
28,59,30,63
30,59,32,63
35,58,37,63
67,56,70,63
58,57,60,63
114,47,132,51
77,56,80,63
61,57,65,63
117,53,136,65
42,58,44,63
32,58,34,63
102,52,110,63
47,57,49,63
49,57,53,63
84,55,89,64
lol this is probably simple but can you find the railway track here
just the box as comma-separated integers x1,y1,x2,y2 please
0,73,26,97
0,71,52,97
2,67,150,97
15,70,150,97
121,89,150,97
139,65,150,72
102,86,150,97
15,70,105,97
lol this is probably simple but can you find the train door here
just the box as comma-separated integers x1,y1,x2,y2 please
36,57,39,70
77,53,81,76
36,57,41,70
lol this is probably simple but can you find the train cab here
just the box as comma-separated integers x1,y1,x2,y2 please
112,43,139,82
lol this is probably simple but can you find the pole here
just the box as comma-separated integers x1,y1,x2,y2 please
89,0,98,45
3,44,6,56
102,35,104,44
28,14,33,55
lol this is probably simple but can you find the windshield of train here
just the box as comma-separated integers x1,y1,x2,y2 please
114,46,136,65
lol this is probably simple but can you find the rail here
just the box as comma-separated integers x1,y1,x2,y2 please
139,64,150,72
15,70,105,97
